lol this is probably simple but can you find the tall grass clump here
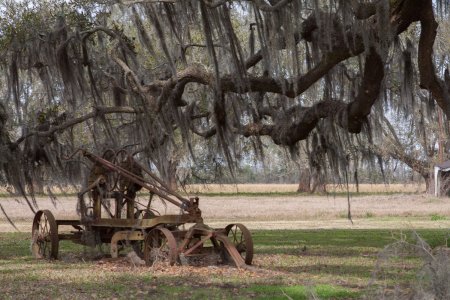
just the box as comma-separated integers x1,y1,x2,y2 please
368,231,450,299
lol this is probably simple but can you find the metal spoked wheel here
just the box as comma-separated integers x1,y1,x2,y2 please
225,223,253,265
101,149,118,192
31,210,59,259
144,228,178,266
114,149,132,192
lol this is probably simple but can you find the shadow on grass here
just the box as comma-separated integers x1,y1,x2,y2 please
276,263,375,279
253,229,449,255
1,229,447,299
0,270,361,300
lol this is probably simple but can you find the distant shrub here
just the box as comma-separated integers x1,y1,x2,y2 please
365,212,375,218
430,214,447,221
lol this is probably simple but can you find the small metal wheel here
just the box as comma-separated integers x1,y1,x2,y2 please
225,223,253,265
144,228,178,266
31,210,59,259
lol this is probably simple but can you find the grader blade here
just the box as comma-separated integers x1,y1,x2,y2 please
215,233,247,268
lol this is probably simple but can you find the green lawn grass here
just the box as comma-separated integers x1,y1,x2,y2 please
0,229,448,299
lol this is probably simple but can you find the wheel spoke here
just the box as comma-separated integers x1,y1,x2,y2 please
232,226,238,243
32,210,59,260
225,223,253,265
144,228,177,266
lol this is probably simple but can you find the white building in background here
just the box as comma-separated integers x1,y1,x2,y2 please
434,161,450,196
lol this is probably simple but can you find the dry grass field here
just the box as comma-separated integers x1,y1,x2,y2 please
0,184,447,232
184,183,426,194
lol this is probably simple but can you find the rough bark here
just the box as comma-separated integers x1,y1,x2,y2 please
297,167,311,193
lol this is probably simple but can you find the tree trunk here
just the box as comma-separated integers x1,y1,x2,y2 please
297,168,311,193
310,171,327,194
424,175,433,194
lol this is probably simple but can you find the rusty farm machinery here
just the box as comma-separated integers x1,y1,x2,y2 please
31,149,253,268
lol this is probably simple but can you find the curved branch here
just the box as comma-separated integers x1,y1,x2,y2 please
108,0,425,147
111,49,150,95
370,143,430,179
13,106,140,146
417,0,450,117
346,47,384,133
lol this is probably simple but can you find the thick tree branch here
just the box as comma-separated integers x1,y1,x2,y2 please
157,2,415,104
346,48,384,133
109,0,431,147
13,106,140,146
369,143,429,179
233,47,384,146
417,0,450,117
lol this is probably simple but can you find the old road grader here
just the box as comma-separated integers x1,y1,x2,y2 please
31,149,253,268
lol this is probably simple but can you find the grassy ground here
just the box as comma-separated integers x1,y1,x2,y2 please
0,185,448,298
1,229,448,299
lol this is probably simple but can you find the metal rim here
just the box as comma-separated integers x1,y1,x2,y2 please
225,223,253,265
144,227,178,266
114,149,133,192
31,210,59,259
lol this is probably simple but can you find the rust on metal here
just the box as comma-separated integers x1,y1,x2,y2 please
31,149,254,268
111,230,145,258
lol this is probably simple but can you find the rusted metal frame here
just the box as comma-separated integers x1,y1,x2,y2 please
77,175,105,219
77,175,105,198
92,214,203,228
100,195,117,219
126,194,135,219
55,220,82,226
177,227,207,252
82,151,190,210
133,160,188,203
210,236,220,249
114,193,123,219
182,232,213,256
110,230,145,258
177,227,196,252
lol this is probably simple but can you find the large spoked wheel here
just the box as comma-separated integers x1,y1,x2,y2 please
114,149,132,192
144,228,178,266
225,223,253,265
101,149,117,192
31,210,59,259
